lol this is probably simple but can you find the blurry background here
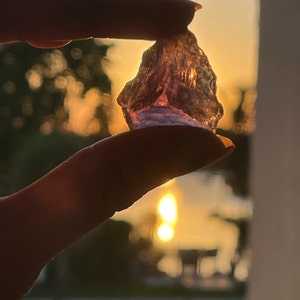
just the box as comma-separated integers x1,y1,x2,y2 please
0,0,259,298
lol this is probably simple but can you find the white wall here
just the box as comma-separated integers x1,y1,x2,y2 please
248,1,300,299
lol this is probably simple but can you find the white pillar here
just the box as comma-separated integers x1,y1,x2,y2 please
248,1,300,299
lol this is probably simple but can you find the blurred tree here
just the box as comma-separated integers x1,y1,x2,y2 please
213,129,251,196
204,86,256,196
63,218,163,291
233,88,256,135
0,39,112,194
9,131,98,192
67,219,136,287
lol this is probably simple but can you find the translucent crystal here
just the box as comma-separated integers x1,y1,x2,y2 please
117,30,223,132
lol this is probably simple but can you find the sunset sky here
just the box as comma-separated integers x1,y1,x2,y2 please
110,0,258,278
102,0,259,133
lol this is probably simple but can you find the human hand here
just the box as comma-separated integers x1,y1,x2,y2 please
1,0,200,47
0,126,233,299
0,1,235,298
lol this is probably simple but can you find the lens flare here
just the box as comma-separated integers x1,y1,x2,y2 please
157,224,174,241
157,193,177,242
158,193,177,224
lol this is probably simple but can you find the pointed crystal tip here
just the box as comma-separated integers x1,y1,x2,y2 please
117,30,223,132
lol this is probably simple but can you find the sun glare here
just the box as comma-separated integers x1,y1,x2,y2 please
158,193,177,224
157,193,177,242
157,224,174,241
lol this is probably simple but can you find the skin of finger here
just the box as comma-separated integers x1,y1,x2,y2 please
87,126,234,212
0,126,233,299
1,0,196,44
25,125,234,227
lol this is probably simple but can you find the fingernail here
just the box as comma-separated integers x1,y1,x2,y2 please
27,40,71,49
191,2,202,11
217,135,235,152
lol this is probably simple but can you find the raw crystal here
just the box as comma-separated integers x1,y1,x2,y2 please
117,30,223,132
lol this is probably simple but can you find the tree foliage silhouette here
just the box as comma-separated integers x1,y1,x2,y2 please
0,39,112,194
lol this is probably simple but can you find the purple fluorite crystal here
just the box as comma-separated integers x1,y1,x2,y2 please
117,30,223,132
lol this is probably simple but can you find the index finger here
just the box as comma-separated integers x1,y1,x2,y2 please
1,0,199,45
84,126,234,212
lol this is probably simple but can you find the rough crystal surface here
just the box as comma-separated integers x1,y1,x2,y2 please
117,30,223,132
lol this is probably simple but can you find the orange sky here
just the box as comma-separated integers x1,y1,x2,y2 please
107,1,258,278
190,0,259,89
101,0,259,133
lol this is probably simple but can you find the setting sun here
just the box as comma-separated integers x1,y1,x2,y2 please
158,193,177,224
157,193,177,242
157,224,174,242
